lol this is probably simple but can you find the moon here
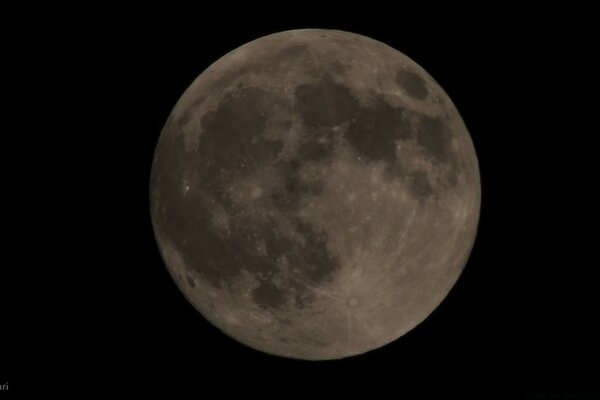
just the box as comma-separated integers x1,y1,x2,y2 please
150,29,480,360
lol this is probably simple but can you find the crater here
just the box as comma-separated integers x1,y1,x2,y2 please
395,69,428,100
250,186,263,199
186,274,196,288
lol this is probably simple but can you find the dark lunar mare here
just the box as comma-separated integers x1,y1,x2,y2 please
152,84,343,310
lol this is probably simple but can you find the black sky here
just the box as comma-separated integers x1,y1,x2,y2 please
3,6,597,397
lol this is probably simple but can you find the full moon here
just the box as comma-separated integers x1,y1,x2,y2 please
150,29,480,360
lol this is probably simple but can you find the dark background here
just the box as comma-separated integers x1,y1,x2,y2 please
4,5,597,397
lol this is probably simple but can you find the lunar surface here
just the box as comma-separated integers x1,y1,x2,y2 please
150,29,480,360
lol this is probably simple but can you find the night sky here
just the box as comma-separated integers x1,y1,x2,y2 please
3,5,597,397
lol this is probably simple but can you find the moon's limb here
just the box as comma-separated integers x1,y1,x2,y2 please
150,29,480,360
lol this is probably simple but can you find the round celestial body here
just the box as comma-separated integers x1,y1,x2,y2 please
150,29,480,360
